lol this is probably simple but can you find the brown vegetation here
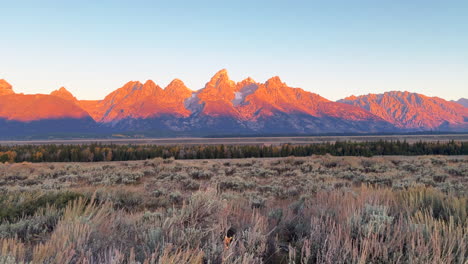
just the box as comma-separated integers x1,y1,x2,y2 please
0,155,466,263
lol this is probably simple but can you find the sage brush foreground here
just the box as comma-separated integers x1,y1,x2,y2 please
0,188,466,263
0,155,466,263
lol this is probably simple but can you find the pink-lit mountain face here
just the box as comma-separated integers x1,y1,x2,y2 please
0,82,97,138
77,79,193,123
0,79,15,96
50,87,78,102
0,84,90,122
339,92,468,130
0,70,466,138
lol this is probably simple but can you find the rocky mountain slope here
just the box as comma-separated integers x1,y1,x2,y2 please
0,79,15,96
0,82,98,138
453,98,468,108
339,91,468,131
0,71,466,138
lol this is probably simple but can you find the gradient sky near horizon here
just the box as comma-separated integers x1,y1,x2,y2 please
1,0,467,101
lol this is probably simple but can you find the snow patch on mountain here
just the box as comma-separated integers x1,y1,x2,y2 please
232,83,258,106
184,92,203,114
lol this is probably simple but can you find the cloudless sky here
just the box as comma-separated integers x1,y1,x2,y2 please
1,0,467,101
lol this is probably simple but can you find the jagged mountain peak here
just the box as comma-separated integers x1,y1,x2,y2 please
199,69,237,105
345,91,425,101
142,80,163,94
205,69,234,90
212,68,229,78
0,79,15,96
82,77,193,123
1,70,466,137
232,78,259,107
265,76,285,88
57,87,68,92
143,79,157,87
387,90,411,95
165,79,192,96
50,87,77,101
339,91,468,129
122,80,143,89
113,80,163,96
237,77,257,87
343,95,358,101
167,78,185,86
453,98,468,108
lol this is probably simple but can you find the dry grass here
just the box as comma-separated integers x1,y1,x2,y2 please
0,155,466,263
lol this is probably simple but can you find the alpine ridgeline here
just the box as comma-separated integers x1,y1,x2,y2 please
1,70,466,138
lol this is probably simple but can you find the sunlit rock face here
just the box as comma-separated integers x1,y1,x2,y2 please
0,94,90,122
50,87,77,102
77,79,193,123
0,79,15,96
339,91,468,130
1,71,466,137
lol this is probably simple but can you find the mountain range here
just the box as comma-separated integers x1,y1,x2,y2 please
453,98,468,108
0,70,467,138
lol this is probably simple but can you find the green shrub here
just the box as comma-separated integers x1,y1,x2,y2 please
181,179,200,191
219,177,254,192
188,169,213,180
0,191,82,223
169,191,183,205
398,188,467,224
0,206,60,241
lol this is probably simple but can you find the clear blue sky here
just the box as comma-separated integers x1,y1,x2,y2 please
1,0,467,101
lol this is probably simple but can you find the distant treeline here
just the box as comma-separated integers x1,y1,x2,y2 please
0,140,466,163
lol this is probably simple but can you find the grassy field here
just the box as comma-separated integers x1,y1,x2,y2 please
0,155,467,263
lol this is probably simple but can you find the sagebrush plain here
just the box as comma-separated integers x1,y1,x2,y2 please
0,154,466,263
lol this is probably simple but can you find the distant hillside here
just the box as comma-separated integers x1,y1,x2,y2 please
339,92,468,131
453,98,468,108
